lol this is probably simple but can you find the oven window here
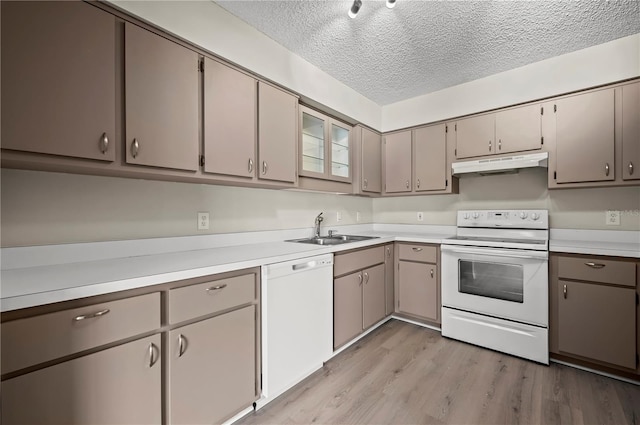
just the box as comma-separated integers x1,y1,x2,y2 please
458,260,523,303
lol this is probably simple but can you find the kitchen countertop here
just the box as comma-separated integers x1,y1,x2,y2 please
2,226,638,312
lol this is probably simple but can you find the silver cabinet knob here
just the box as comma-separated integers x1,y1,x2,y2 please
563,284,567,299
417,179,421,189
430,269,434,278
262,161,268,175
629,162,634,175
605,163,610,176
363,178,368,188
99,132,109,154
406,180,409,189
248,158,253,173
489,140,492,152
386,247,391,258
131,138,139,158
498,139,502,150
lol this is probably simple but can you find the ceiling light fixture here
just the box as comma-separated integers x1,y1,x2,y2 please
386,0,397,9
348,0,362,18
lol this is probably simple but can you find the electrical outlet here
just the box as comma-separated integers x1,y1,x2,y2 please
417,212,424,222
336,211,342,222
197,212,210,230
605,210,620,226
356,211,361,222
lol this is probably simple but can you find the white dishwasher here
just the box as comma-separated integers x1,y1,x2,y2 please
258,253,333,409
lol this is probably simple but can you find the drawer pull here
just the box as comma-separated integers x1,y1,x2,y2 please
148,343,159,368
73,308,110,322
412,247,423,252
178,334,187,357
584,262,605,269
563,284,567,299
206,284,228,292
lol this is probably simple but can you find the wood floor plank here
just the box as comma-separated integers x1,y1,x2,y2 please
239,321,640,425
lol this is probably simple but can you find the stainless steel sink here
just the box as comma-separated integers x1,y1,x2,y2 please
287,235,379,245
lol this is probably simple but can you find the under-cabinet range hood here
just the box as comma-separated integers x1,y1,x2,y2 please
452,152,548,176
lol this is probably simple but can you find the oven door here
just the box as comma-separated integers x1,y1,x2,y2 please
441,245,548,327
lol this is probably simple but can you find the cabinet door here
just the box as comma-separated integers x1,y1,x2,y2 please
124,23,199,171
397,261,438,322
363,264,386,329
555,89,615,183
383,131,412,193
361,127,382,193
204,59,256,178
384,244,395,316
414,124,446,192
300,107,327,178
334,271,364,348
1,1,116,161
622,82,640,181
258,82,298,183
495,104,542,154
170,306,256,425
330,120,351,181
2,334,161,425
455,114,494,159
558,281,635,369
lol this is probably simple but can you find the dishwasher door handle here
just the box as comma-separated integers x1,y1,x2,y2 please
292,260,318,271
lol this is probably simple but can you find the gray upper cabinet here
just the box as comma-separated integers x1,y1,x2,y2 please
361,127,382,193
495,104,542,154
555,89,615,184
204,59,256,179
124,22,199,171
622,82,640,181
383,130,412,193
1,1,116,162
413,124,447,192
455,114,494,159
258,82,298,184
299,106,352,183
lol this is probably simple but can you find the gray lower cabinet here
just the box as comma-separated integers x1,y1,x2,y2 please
334,246,386,349
169,306,256,425
395,243,440,324
384,244,395,316
2,334,162,425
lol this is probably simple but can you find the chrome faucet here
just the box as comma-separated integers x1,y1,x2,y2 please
314,212,324,238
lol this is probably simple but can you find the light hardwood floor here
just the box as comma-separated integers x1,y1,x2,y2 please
240,320,640,425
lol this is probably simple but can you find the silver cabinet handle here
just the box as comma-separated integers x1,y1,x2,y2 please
412,247,423,252
131,138,139,158
585,262,605,269
358,273,363,285
563,284,567,299
489,140,492,152
262,161,268,175
364,272,369,284
73,308,110,322
405,180,409,189
363,178,368,188
417,179,421,189
248,158,253,173
148,343,159,368
430,269,434,278
605,163,610,176
386,247,391,258
206,283,227,292
498,139,502,150
178,334,187,358
99,132,109,154
629,162,634,175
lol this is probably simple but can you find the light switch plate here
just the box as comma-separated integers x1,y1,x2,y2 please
605,210,620,226
197,212,210,230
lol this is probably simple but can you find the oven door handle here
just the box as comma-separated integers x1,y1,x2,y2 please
440,245,548,260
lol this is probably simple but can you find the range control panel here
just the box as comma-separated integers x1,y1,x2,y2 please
457,210,549,229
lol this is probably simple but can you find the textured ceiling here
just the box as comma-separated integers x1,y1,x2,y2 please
215,0,640,105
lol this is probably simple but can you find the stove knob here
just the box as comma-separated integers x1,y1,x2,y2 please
472,212,480,219
520,212,528,219
463,212,469,219
531,212,540,221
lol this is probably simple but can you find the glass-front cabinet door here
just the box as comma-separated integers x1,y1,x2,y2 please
300,106,351,182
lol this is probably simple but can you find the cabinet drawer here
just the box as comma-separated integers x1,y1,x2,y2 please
169,273,256,324
398,244,437,263
558,256,636,287
334,246,384,277
2,292,160,375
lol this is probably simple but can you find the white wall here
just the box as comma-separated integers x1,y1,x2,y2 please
109,0,381,130
373,169,640,231
382,34,640,132
0,169,373,247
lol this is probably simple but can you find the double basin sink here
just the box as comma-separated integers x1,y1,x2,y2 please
287,234,379,246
